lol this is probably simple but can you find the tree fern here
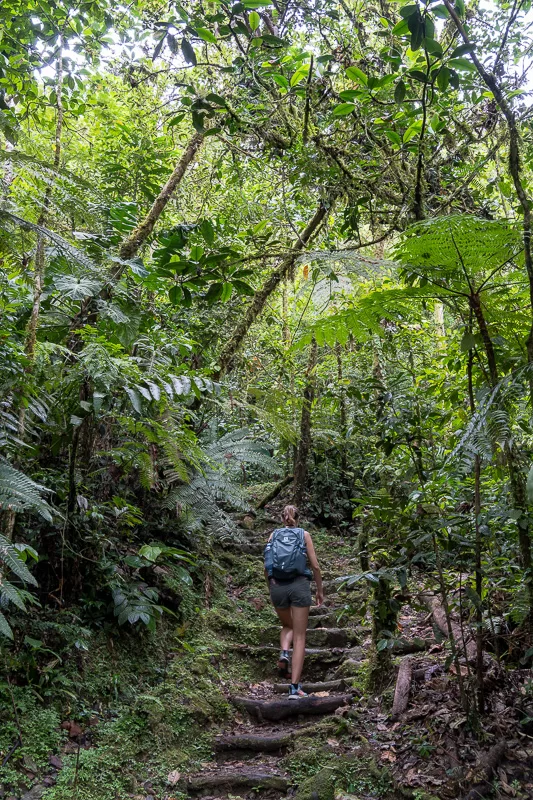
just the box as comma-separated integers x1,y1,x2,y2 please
164,428,277,539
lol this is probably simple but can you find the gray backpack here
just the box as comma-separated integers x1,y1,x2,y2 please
264,527,310,580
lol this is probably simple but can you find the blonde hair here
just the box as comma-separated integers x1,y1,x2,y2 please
281,505,299,527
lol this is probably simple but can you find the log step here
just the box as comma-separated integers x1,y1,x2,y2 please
272,678,351,694
214,723,318,753
231,692,353,721
187,769,289,795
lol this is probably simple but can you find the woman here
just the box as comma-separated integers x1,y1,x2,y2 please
264,505,324,698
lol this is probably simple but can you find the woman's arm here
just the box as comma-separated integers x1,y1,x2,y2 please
304,531,324,606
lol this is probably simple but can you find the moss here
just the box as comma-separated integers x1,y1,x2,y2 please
293,764,337,800
0,688,64,787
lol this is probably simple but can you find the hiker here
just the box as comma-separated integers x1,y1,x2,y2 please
264,505,324,698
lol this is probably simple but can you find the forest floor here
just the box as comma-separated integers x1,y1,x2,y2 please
2,505,533,800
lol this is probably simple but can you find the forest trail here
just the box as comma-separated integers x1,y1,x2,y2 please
177,513,533,800
182,517,365,799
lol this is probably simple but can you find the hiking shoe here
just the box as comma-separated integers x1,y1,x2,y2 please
288,683,308,698
277,650,290,677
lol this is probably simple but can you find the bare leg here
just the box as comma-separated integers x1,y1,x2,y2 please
274,606,293,650
290,606,309,684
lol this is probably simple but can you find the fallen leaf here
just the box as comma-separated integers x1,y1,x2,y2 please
313,691,330,697
449,663,468,677
326,738,339,747
380,750,396,763
167,771,181,785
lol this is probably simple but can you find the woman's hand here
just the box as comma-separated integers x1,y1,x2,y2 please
316,590,324,607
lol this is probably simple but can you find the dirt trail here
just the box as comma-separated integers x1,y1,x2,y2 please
181,519,366,798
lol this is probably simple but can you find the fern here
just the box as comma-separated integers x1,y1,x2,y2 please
0,458,53,521
0,533,38,639
163,428,277,539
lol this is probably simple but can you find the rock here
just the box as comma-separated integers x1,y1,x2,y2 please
241,515,255,530
48,754,63,769
293,764,336,800
20,785,46,800
61,720,83,738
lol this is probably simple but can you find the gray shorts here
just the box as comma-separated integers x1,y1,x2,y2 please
269,576,312,609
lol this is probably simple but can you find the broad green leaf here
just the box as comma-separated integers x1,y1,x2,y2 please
399,4,419,18
125,387,142,413
332,102,355,116
423,37,442,56
200,219,215,244
345,66,368,85
190,245,204,261
290,65,309,87
181,38,197,66
339,90,361,101
437,66,450,91
451,43,474,57
249,11,261,30
394,80,406,103
220,282,233,302
448,57,475,71
432,4,449,18
205,282,224,303
392,18,410,35
196,27,216,43
385,129,401,146
460,331,476,352
272,73,289,89
403,120,423,142
232,279,255,295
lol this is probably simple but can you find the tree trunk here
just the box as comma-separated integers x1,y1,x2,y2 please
366,574,397,691
335,342,348,472
216,199,333,378
117,132,204,265
467,341,485,712
294,337,318,506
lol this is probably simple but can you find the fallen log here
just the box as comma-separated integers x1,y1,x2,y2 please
231,693,353,721
272,679,348,694
187,770,289,793
214,732,294,752
420,593,477,660
391,656,412,718
256,475,294,509
214,722,319,752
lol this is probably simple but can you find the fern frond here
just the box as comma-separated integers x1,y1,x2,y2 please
0,459,53,523
0,534,38,586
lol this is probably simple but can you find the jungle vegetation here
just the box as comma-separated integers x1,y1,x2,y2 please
2,0,533,797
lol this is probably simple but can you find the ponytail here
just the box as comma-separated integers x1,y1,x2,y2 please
281,504,299,527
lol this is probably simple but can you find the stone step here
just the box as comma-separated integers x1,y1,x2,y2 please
262,627,357,648
229,644,363,664
231,692,353,721
186,768,289,796
307,612,337,628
